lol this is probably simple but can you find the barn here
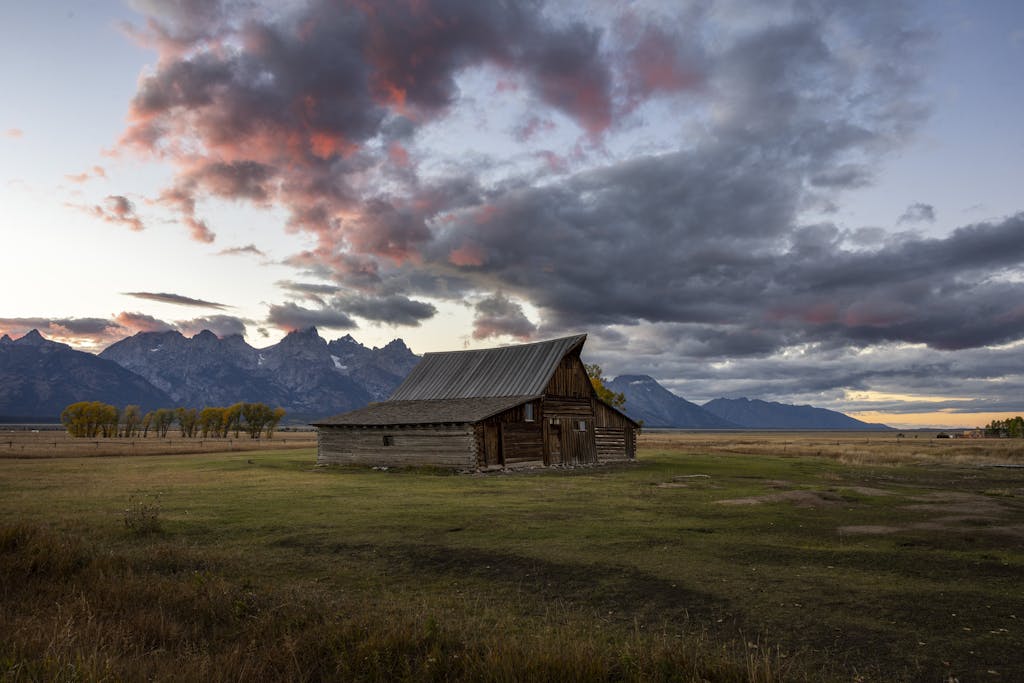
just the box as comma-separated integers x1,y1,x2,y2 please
313,334,638,469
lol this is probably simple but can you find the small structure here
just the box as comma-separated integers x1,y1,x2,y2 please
313,334,638,469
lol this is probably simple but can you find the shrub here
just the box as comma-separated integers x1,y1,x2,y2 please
123,494,162,534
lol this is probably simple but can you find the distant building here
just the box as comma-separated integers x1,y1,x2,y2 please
313,335,639,469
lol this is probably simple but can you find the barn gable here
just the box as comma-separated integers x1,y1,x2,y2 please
314,334,637,469
389,334,586,400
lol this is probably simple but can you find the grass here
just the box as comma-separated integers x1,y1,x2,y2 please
0,429,315,458
1,433,1023,680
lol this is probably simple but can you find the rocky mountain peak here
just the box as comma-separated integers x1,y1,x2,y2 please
381,338,411,352
13,329,46,346
282,326,325,343
0,334,11,344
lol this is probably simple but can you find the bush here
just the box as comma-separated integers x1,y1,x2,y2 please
123,494,162,534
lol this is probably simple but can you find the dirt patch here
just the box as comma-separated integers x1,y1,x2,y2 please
656,482,690,488
903,491,1012,522
841,486,895,497
717,490,844,508
838,525,900,535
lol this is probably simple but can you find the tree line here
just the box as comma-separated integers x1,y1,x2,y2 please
985,416,1024,438
60,402,287,440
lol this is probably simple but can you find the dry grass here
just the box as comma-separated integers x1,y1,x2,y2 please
0,522,792,682
640,430,1024,466
0,429,315,458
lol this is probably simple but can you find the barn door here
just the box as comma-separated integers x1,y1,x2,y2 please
484,423,502,466
547,422,562,465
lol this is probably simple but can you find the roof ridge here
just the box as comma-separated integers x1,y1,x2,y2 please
419,334,586,358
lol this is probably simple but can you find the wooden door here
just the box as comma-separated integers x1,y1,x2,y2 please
547,423,562,464
484,423,502,466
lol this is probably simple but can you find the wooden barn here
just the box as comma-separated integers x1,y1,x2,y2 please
313,334,638,469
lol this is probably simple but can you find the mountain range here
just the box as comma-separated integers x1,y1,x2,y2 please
0,328,418,422
608,374,890,430
0,330,888,429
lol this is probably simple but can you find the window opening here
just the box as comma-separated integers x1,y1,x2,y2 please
524,403,535,421
382,435,394,446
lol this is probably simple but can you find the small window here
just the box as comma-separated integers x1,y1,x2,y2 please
576,420,587,432
382,435,394,446
524,403,535,421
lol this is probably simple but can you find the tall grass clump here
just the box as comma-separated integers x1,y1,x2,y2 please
123,493,162,534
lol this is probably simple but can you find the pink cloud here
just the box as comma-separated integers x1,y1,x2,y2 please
448,242,485,267
5,128,24,139
92,195,144,232
65,165,107,183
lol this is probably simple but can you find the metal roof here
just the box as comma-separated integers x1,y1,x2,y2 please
388,334,587,400
312,395,536,426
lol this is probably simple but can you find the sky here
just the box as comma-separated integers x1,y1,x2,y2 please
2,0,1023,429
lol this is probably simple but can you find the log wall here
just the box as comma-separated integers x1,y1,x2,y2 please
317,425,477,468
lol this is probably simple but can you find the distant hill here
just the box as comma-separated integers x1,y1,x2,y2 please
607,375,738,428
99,327,420,422
0,330,173,420
702,397,891,430
0,328,420,423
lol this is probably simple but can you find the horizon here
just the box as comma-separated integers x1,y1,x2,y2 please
3,326,1014,431
3,1,1024,430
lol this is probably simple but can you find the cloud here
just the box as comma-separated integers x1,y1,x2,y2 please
217,244,266,257
335,293,436,326
472,293,537,341
65,165,107,183
898,202,936,223
123,291,228,309
112,1,1024,418
0,316,126,349
4,128,22,138
113,311,175,333
92,195,144,231
266,302,357,332
176,314,248,338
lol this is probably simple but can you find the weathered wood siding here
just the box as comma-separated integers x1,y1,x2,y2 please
318,425,477,468
544,355,594,398
592,400,637,460
501,423,544,465
475,400,542,467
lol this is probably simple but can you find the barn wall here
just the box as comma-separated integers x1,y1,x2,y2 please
592,400,637,460
476,400,543,467
318,425,477,468
544,354,594,398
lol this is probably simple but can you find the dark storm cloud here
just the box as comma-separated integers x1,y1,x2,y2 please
123,292,229,309
119,1,1024,415
266,302,357,332
177,314,248,338
335,294,437,327
472,293,537,340
898,202,936,223
119,0,654,254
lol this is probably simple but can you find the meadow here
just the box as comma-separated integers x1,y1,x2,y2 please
0,428,315,458
1,432,1022,681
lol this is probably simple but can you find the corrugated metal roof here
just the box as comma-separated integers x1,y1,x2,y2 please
312,395,536,426
388,334,587,400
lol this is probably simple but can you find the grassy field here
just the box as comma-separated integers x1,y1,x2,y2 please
0,428,315,458
2,433,1022,681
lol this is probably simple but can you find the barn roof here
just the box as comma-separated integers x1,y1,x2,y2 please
388,334,587,400
311,395,535,426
